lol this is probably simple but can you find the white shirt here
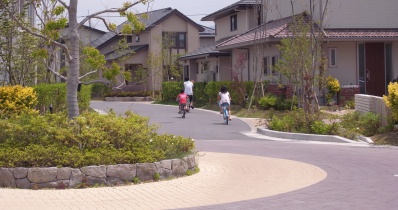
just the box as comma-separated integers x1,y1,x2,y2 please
219,92,230,104
184,81,194,95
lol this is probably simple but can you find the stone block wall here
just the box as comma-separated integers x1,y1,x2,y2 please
355,94,392,126
0,155,197,189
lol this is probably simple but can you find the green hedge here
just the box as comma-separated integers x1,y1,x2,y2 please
91,83,111,98
34,83,92,114
0,111,195,167
162,81,254,107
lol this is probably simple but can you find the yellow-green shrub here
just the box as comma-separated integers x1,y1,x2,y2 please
383,82,398,122
0,85,38,118
326,76,340,101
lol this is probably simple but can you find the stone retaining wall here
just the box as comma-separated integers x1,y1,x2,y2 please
0,155,197,189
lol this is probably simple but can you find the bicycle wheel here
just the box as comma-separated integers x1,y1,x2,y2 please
223,108,228,125
182,104,186,118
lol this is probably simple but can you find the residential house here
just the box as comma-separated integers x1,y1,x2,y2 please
92,8,204,91
181,0,398,97
179,0,262,82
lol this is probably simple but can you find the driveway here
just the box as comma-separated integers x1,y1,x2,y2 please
89,101,398,209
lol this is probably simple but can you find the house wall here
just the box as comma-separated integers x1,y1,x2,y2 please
323,42,358,86
215,10,250,41
248,44,281,82
200,37,215,47
265,0,398,28
196,58,218,82
219,56,232,81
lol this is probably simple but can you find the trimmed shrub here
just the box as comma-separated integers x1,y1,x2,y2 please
104,91,151,97
91,83,111,98
0,85,38,119
0,111,195,168
34,83,92,114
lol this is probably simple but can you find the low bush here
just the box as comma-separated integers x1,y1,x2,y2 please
104,91,151,97
0,111,195,168
268,109,381,139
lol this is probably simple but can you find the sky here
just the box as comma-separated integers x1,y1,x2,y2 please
75,0,238,31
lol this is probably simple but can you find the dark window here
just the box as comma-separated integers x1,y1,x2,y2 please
230,14,237,31
126,36,132,43
263,57,269,75
358,44,365,93
256,6,262,26
135,35,140,42
162,32,186,49
271,55,278,75
178,33,185,48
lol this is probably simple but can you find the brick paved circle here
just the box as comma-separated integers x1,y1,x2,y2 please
0,152,326,209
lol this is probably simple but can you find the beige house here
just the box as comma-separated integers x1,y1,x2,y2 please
181,0,398,97
92,8,204,91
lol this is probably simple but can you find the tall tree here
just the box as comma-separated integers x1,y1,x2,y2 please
0,0,151,118
276,0,329,114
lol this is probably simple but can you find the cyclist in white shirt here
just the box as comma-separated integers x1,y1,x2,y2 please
183,78,194,109
217,86,232,121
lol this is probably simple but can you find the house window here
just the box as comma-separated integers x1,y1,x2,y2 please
230,14,237,31
263,56,269,75
126,36,132,43
201,61,209,74
162,32,186,49
271,55,278,75
256,6,262,26
329,48,337,67
135,35,140,42
178,33,186,48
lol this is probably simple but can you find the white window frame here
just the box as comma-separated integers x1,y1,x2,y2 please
329,48,337,67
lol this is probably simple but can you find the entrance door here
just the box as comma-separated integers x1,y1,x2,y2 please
365,43,385,96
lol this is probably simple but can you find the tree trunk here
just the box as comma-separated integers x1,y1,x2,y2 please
66,0,80,119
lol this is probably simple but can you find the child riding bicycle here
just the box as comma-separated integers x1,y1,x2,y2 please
176,89,188,114
217,86,231,121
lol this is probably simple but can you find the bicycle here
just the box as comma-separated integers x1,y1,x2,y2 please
186,98,191,113
179,103,186,118
221,102,229,125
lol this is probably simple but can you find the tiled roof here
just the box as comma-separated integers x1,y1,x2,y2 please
217,14,307,49
199,25,215,37
104,45,148,61
92,8,203,48
178,37,232,60
202,0,261,21
325,29,398,38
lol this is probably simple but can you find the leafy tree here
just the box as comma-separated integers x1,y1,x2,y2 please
0,0,151,118
276,0,329,114
0,2,43,86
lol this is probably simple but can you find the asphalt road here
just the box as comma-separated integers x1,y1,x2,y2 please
90,101,398,210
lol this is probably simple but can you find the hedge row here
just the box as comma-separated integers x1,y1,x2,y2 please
33,83,92,114
162,81,254,106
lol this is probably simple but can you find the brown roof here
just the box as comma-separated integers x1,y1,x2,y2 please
217,14,398,49
217,13,317,49
325,29,398,38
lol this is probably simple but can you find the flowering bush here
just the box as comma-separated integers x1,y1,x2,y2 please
326,76,340,102
0,85,38,118
383,82,398,122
